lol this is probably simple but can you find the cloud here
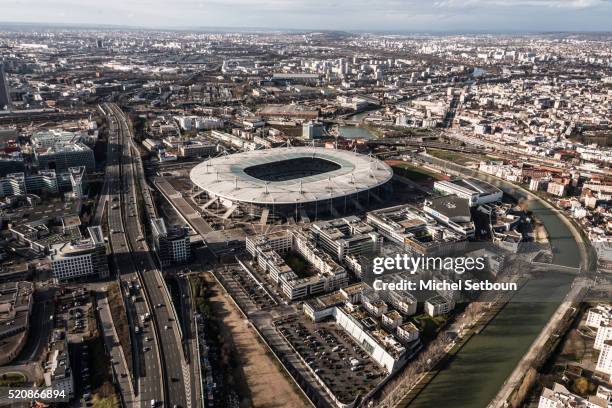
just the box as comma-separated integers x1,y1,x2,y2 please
0,0,610,30
434,0,606,9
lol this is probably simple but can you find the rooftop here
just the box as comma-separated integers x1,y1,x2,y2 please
190,146,393,205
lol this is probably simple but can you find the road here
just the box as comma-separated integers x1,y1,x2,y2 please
106,103,191,408
103,103,163,408
14,287,55,364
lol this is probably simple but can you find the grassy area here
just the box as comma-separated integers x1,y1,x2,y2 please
283,251,317,278
392,162,442,182
93,394,119,408
427,148,476,165
427,148,498,165
0,372,27,387
106,283,132,375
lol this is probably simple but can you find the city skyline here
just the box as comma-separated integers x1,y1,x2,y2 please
2,0,612,32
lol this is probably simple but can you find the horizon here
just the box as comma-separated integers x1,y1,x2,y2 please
0,20,611,35
1,0,611,32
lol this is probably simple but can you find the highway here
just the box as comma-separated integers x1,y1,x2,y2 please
106,103,191,408
102,103,163,408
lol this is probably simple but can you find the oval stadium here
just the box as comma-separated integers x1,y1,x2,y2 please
190,146,393,218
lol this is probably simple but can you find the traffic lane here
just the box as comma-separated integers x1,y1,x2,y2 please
141,270,187,408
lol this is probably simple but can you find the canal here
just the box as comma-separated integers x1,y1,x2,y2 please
408,156,581,408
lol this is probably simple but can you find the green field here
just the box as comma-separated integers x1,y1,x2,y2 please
427,148,497,165
392,163,442,182
0,372,27,387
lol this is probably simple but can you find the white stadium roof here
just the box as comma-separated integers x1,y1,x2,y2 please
190,146,393,205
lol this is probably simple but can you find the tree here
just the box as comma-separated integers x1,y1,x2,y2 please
572,377,590,396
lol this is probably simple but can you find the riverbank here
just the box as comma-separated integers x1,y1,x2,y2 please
402,153,587,408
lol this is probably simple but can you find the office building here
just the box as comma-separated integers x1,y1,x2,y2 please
302,121,327,139
0,167,86,199
151,218,191,266
36,143,95,173
433,178,502,207
595,322,612,351
310,216,382,261
178,141,217,158
246,229,349,301
0,63,10,110
366,204,467,256
423,195,475,237
586,304,612,329
49,226,108,281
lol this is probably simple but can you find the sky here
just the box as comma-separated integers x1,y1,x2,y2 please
2,0,612,32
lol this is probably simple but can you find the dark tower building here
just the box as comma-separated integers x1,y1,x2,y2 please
0,63,10,110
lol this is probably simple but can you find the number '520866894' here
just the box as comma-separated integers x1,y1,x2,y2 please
6,388,66,401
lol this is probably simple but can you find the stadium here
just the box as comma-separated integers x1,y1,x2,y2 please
190,146,394,220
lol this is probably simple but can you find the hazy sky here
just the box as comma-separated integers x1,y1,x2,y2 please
2,0,612,31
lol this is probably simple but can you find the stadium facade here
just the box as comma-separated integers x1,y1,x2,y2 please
190,147,393,219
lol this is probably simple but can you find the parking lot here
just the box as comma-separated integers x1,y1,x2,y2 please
216,264,277,311
274,316,386,405
57,292,94,340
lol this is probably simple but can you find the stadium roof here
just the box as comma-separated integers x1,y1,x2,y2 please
190,146,393,205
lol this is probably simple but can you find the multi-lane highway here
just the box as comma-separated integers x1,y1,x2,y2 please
102,103,164,407
105,103,190,408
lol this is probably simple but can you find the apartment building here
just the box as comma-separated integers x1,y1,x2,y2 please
43,329,74,398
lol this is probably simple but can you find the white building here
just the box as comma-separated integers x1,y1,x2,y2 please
595,323,612,351
425,294,455,317
43,330,74,398
596,340,612,381
433,178,502,207
246,229,348,301
50,226,108,281
538,383,607,408
586,304,612,329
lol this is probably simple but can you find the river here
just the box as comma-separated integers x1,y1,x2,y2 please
408,156,580,408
